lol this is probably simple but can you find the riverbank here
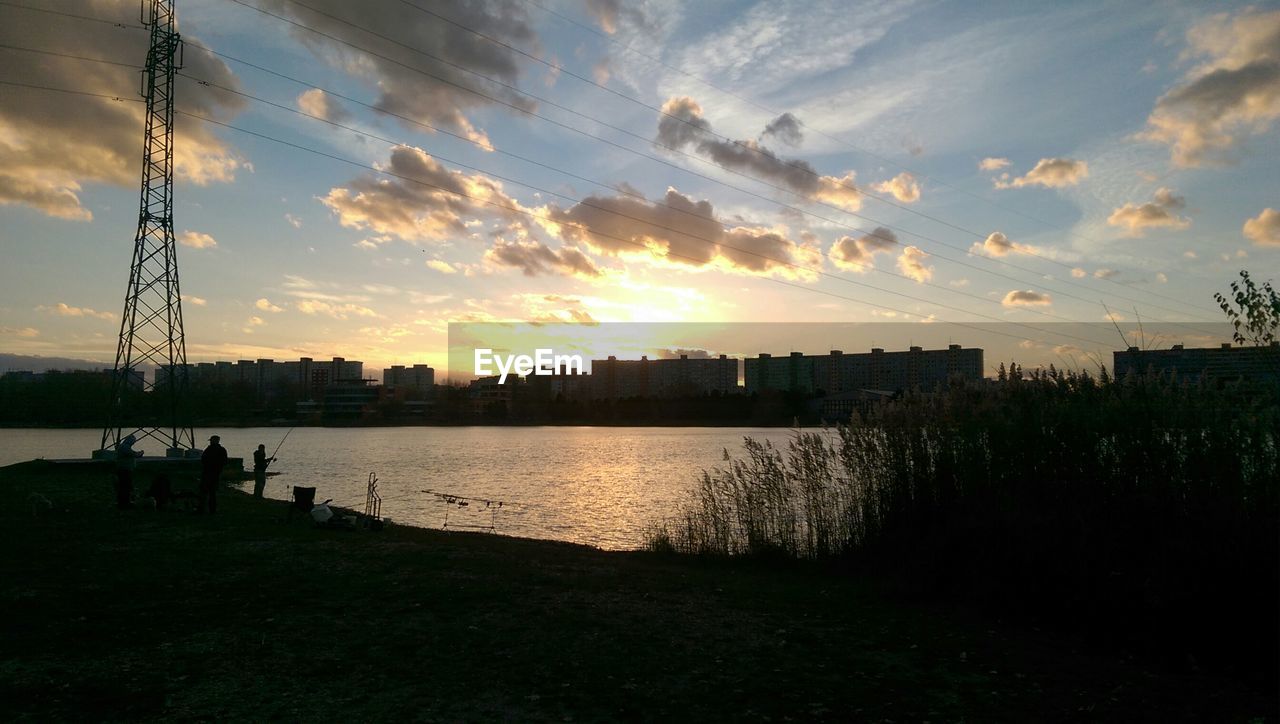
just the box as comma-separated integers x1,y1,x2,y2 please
1,461,1271,720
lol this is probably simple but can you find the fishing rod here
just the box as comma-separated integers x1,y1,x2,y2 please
267,426,296,468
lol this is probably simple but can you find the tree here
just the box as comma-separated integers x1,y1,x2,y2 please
1214,270,1280,346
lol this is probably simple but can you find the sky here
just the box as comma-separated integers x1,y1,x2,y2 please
0,0,1277,379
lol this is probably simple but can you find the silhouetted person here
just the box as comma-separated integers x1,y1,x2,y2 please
114,434,143,509
199,435,228,514
252,444,275,499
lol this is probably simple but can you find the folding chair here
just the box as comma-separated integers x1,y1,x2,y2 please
288,486,316,519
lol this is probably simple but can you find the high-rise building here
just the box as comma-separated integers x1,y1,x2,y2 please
383,364,435,390
589,354,738,399
1113,343,1279,382
745,345,983,394
157,357,364,401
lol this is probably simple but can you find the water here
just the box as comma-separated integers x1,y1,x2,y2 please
0,426,805,549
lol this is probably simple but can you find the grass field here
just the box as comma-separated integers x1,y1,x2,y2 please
1,460,1272,721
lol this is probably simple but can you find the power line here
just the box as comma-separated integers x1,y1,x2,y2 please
0,38,1157,345
298,0,1223,321
0,42,143,70
176,108,1141,350
0,58,1218,350
150,59,1126,346
225,0,1223,324
1,74,1119,360
518,0,1205,301
0,77,140,104
157,53,1121,334
0,1,146,30
0,0,1225,323
393,0,1043,249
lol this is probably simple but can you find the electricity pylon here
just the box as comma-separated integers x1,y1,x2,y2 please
100,0,193,456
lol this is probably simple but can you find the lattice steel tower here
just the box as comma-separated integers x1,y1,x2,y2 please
100,0,193,456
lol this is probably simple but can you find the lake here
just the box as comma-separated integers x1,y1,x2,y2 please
0,426,810,549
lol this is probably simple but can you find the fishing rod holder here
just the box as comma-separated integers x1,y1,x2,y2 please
364,472,382,523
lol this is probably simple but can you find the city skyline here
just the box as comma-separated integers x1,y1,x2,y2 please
1,1,1276,375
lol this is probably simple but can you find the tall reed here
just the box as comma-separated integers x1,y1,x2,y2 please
647,369,1279,675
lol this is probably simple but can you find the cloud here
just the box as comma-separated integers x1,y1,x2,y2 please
255,298,284,313
760,112,803,146
279,276,381,309
545,187,820,279
1001,290,1052,307
1093,268,1119,279
896,246,932,283
592,57,611,85
183,295,208,306
426,259,459,274
257,0,539,148
296,88,351,123
36,302,114,320
178,230,218,249
357,323,415,343
409,291,453,305
321,145,530,241
285,213,303,229
872,172,920,203
0,1,245,219
1,326,40,338
994,158,1089,189
970,231,1021,257
655,97,862,211
1107,187,1191,236
295,300,381,320
582,0,648,34
1141,8,1280,166
509,292,601,325
485,240,601,278
830,227,897,272
1243,207,1280,246
979,157,1011,171
247,316,265,327
327,147,818,281
1071,267,1087,277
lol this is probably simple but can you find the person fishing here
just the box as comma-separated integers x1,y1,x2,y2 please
113,434,143,509
198,434,229,514
255,427,295,501
252,443,276,499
